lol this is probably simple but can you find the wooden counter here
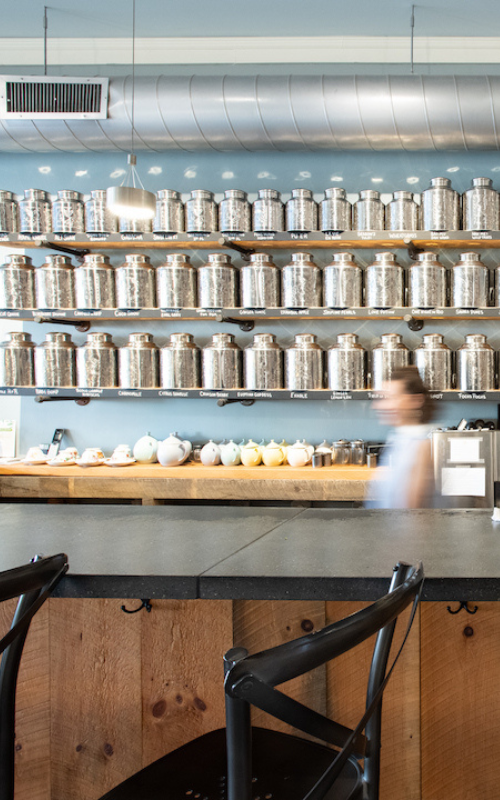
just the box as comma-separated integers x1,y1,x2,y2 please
0,462,375,502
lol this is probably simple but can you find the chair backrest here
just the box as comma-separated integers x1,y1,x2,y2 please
224,561,424,800
0,553,68,800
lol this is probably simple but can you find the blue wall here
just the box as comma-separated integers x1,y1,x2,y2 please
4,148,500,453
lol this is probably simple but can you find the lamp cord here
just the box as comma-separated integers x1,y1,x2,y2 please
131,0,136,159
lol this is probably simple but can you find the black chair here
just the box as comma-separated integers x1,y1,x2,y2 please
0,553,68,800
99,560,423,800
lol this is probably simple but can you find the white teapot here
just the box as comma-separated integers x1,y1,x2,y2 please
133,432,159,463
315,439,333,456
262,439,286,467
286,439,314,467
220,440,241,467
200,440,221,466
157,432,192,468
240,439,263,467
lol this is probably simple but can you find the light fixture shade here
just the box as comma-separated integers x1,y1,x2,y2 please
106,186,156,220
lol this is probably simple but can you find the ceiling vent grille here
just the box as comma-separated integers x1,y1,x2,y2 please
0,76,109,119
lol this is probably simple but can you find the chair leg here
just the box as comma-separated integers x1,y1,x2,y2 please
225,648,252,800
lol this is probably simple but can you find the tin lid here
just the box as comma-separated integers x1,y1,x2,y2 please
257,189,281,200
122,254,152,266
206,253,232,265
292,333,321,348
222,189,247,200
42,255,73,268
247,333,280,349
88,190,107,201
168,332,197,346
416,252,440,263
359,190,381,201
44,332,75,347
324,187,347,199
3,331,33,346
471,177,493,188
0,190,15,202
209,332,240,349
190,190,214,200
335,333,361,347
85,332,116,347
81,253,112,267
290,189,314,200
429,177,452,189
3,254,33,268
289,252,316,264
373,252,397,263
457,251,484,263
163,253,192,266
391,191,414,201
378,333,406,348
418,333,448,348
247,253,276,266
463,333,491,347
56,190,83,202
23,189,50,201
157,189,181,200
331,252,357,265
127,332,157,348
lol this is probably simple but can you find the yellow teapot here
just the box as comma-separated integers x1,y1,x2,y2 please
262,439,286,467
240,439,263,467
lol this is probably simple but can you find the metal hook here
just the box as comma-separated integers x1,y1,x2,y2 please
403,238,424,260
35,396,90,406
39,240,90,261
34,315,91,333
217,398,255,408
214,313,255,332
121,599,152,614
218,236,256,262
447,601,478,615
403,314,424,331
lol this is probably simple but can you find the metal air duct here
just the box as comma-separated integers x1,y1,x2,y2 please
1,75,500,152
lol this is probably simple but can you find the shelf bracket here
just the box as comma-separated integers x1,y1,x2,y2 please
218,236,256,262
215,313,255,332
121,599,152,614
403,313,424,332
403,238,425,260
447,601,478,615
34,315,91,333
35,396,90,406
217,398,255,408
39,240,90,261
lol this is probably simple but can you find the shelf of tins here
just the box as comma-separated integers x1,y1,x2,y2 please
4,231,500,249
3,387,500,402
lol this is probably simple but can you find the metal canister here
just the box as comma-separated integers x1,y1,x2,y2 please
198,253,238,308
371,333,410,390
185,190,217,233
351,439,366,466
35,255,75,309
451,252,489,308
323,252,362,308
119,217,152,233
0,254,35,309
218,190,251,233
244,333,283,390
76,332,117,388
252,189,285,233
115,254,156,309
85,190,118,234
153,190,185,233
52,190,85,234
0,191,19,233
327,333,366,390
19,189,52,234
365,252,404,309
160,332,201,389
119,332,159,388
35,332,76,387
409,252,447,308
332,440,351,465
456,334,495,390
75,253,115,310
202,332,242,389
240,253,280,309
285,189,318,232
353,190,385,231
463,177,500,231
421,177,460,231
284,333,323,390
320,188,352,232
413,333,452,391
156,253,196,308
385,191,419,231
0,332,35,387
282,252,322,308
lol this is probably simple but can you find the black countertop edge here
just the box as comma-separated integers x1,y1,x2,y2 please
52,575,198,600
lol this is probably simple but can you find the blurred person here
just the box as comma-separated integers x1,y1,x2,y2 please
367,366,435,509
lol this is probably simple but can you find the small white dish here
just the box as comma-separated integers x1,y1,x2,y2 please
22,458,48,466
47,458,76,467
75,458,104,468
103,457,136,468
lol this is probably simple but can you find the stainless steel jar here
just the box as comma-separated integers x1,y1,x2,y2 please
451,252,489,308
76,332,117,388
119,332,159,388
36,255,75,309
365,252,404,308
0,332,35,387
385,191,419,231
186,190,217,233
160,332,201,389
463,177,500,231
351,439,366,466
371,333,410,390
252,189,285,233
327,333,366,390
52,190,85,234
282,252,322,308
409,252,447,309
19,189,52,234
320,188,352,232
75,254,115,310
421,177,460,231
0,191,19,233
85,190,118,234
156,253,196,308
240,253,280,309
202,332,242,389
284,333,323,390
119,217,152,233
153,190,185,233
35,332,76,387
0,254,35,309
198,253,238,308
244,333,283,390
285,189,318,232
218,190,251,233
413,333,452,391
456,334,495,391
323,252,362,308
353,190,384,231
332,439,351,465
115,254,156,309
